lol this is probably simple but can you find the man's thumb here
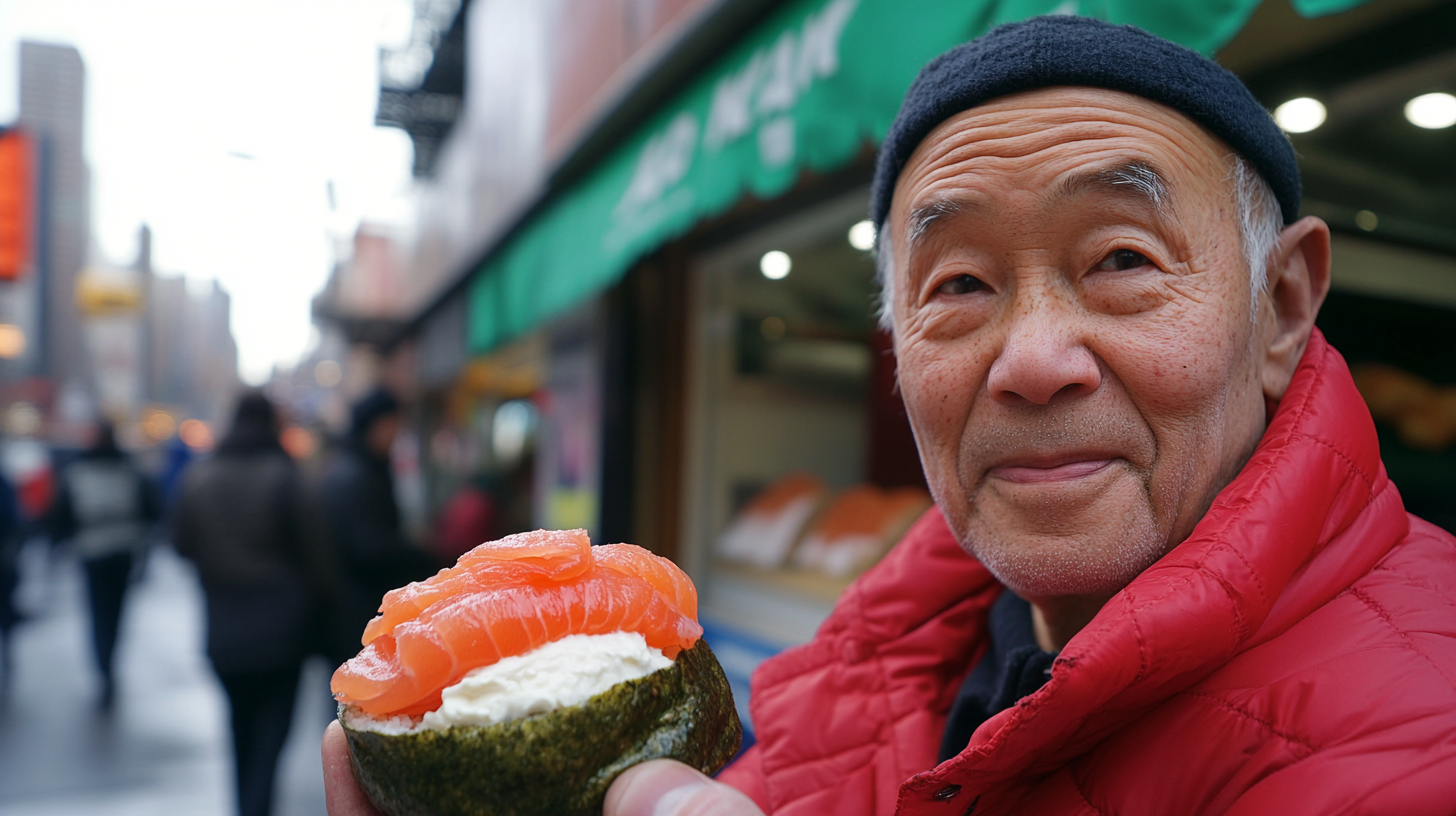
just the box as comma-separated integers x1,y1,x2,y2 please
605,760,764,816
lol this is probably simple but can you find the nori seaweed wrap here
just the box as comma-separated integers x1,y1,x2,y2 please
341,639,742,816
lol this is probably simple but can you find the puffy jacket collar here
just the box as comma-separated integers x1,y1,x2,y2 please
905,330,1406,801
742,331,1408,813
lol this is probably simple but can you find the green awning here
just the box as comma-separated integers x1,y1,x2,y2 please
467,0,1364,353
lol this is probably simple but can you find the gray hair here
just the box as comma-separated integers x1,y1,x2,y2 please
874,155,1283,330
1230,155,1282,319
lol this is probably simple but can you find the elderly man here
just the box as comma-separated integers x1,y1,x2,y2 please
324,16,1456,816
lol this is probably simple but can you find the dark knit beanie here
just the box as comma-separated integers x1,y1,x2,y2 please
870,15,1300,229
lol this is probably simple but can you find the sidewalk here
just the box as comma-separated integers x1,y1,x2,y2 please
0,542,330,816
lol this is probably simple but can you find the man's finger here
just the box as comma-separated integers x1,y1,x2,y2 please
322,720,383,816
605,759,764,816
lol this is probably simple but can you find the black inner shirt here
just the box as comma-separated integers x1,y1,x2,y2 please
938,589,1059,763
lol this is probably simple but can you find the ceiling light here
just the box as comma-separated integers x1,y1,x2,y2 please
1273,97,1326,133
760,250,792,280
1405,92,1456,129
847,220,876,251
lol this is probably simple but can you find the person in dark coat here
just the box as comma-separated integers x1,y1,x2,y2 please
317,387,436,668
174,392,323,816
51,421,160,708
0,462,23,684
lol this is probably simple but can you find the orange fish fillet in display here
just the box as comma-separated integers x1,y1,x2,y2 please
331,529,702,719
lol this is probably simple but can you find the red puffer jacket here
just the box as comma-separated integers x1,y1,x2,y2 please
718,332,1456,815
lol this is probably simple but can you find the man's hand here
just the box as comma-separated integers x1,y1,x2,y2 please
322,721,382,816
604,760,764,816
323,723,757,816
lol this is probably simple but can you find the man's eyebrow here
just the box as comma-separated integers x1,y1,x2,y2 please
905,196,974,249
901,161,1172,252
1052,160,1173,214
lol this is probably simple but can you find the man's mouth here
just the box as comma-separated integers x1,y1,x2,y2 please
987,457,1117,484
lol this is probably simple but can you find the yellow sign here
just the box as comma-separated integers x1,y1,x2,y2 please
75,267,142,315
547,488,598,534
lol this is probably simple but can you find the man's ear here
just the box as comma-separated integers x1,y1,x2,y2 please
1261,216,1332,401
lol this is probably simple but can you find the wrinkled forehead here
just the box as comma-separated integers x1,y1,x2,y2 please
889,87,1239,230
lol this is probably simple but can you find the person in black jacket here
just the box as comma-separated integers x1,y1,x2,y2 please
174,392,324,816
51,421,160,708
316,387,435,669
0,461,23,684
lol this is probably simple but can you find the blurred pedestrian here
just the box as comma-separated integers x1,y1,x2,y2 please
317,387,435,668
0,462,23,684
159,431,195,512
434,472,501,564
50,421,160,708
174,392,325,816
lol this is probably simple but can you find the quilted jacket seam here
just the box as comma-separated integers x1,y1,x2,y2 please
1287,432,1375,491
1397,521,1456,555
1219,540,1268,618
1344,748,1456,816
1194,551,1252,643
1277,338,1322,434
756,639,837,687
1178,690,1319,754
758,585,990,796
1370,565,1456,614
1068,765,1106,815
1127,593,1151,685
1098,568,1214,687
1347,586,1456,695
867,629,899,813
761,669,888,814
759,637,900,812
768,751,885,813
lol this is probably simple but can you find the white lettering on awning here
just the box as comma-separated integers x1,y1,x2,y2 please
614,0,859,231
703,0,858,150
614,111,700,221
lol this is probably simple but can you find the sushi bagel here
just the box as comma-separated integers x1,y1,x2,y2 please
331,531,741,816
340,638,741,816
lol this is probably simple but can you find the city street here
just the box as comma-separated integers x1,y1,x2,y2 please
0,542,330,816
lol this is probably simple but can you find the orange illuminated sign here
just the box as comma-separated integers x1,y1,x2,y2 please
0,128,30,281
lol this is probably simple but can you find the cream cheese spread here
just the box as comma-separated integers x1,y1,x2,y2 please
347,631,672,734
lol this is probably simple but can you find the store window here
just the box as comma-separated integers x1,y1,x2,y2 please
1232,2,1456,535
685,191,930,652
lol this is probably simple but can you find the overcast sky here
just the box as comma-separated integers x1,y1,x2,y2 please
0,0,417,383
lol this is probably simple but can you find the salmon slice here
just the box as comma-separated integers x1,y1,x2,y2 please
360,529,594,644
593,543,699,620
454,528,594,573
332,530,701,718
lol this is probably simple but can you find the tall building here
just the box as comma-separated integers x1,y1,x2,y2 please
186,278,239,425
139,223,240,428
17,41,90,394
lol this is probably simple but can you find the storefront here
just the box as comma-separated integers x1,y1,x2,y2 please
402,0,1455,735
1223,1,1456,534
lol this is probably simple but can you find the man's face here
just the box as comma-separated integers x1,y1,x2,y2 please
889,87,1271,601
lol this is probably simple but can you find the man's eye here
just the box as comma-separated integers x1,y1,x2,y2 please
1096,249,1152,272
936,274,986,295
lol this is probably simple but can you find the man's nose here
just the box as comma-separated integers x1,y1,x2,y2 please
986,294,1101,406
